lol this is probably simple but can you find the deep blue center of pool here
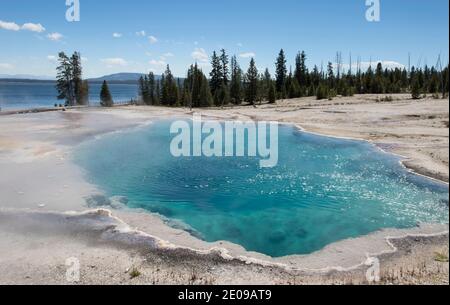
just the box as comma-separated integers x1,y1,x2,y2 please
74,120,449,257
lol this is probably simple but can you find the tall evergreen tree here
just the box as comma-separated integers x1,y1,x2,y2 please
294,51,308,91
56,51,88,107
148,72,157,105
262,68,272,101
289,78,301,98
411,77,421,99
71,52,84,105
327,62,335,89
155,81,161,105
161,65,178,106
220,49,229,85
275,49,287,95
139,76,150,105
245,58,259,105
100,80,113,107
209,51,223,101
56,52,74,106
372,62,384,93
230,55,243,105
268,82,276,104
199,75,213,107
364,65,374,93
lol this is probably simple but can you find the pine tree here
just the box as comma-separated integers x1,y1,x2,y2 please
155,81,161,105
139,76,150,105
56,51,88,107
245,58,258,105
161,65,178,106
220,49,229,85
426,68,437,93
310,65,320,95
191,64,204,107
100,80,113,107
327,62,335,89
56,52,74,106
289,78,301,98
148,72,157,105
411,77,421,99
230,55,243,105
275,49,287,95
219,83,230,107
71,52,83,105
199,75,213,107
181,86,192,108
373,62,384,94
210,51,222,102
268,82,276,104
316,83,329,100
295,51,308,92
262,68,272,101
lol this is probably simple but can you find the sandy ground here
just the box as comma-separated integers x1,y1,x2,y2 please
0,94,448,285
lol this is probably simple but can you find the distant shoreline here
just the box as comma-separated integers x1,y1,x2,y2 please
0,78,140,85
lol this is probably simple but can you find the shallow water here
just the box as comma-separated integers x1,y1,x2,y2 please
73,120,449,257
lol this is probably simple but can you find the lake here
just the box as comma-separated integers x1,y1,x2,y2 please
0,81,139,110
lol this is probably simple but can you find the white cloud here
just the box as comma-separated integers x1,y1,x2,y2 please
47,32,63,41
191,48,208,63
0,20,21,31
0,63,14,70
22,23,45,33
148,35,158,44
149,59,166,66
112,32,122,38
373,60,405,69
47,55,57,62
101,58,128,67
136,30,146,37
339,60,406,72
163,52,174,57
1,20,47,33
239,52,256,58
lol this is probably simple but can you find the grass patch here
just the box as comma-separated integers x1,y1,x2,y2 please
129,267,141,279
434,251,449,263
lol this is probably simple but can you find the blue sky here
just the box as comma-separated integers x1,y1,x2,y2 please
0,0,448,78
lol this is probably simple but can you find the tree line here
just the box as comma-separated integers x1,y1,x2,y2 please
138,49,278,108
139,49,449,107
57,49,449,108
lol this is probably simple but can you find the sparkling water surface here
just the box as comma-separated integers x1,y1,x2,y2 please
0,81,138,110
73,120,449,257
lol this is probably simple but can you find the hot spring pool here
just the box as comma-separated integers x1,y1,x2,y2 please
73,120,449,257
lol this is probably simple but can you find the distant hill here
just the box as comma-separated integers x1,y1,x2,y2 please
0,72,180,84
87,73,162,83
0,74,53,80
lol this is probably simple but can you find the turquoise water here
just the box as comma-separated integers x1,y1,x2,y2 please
74,120,449,257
